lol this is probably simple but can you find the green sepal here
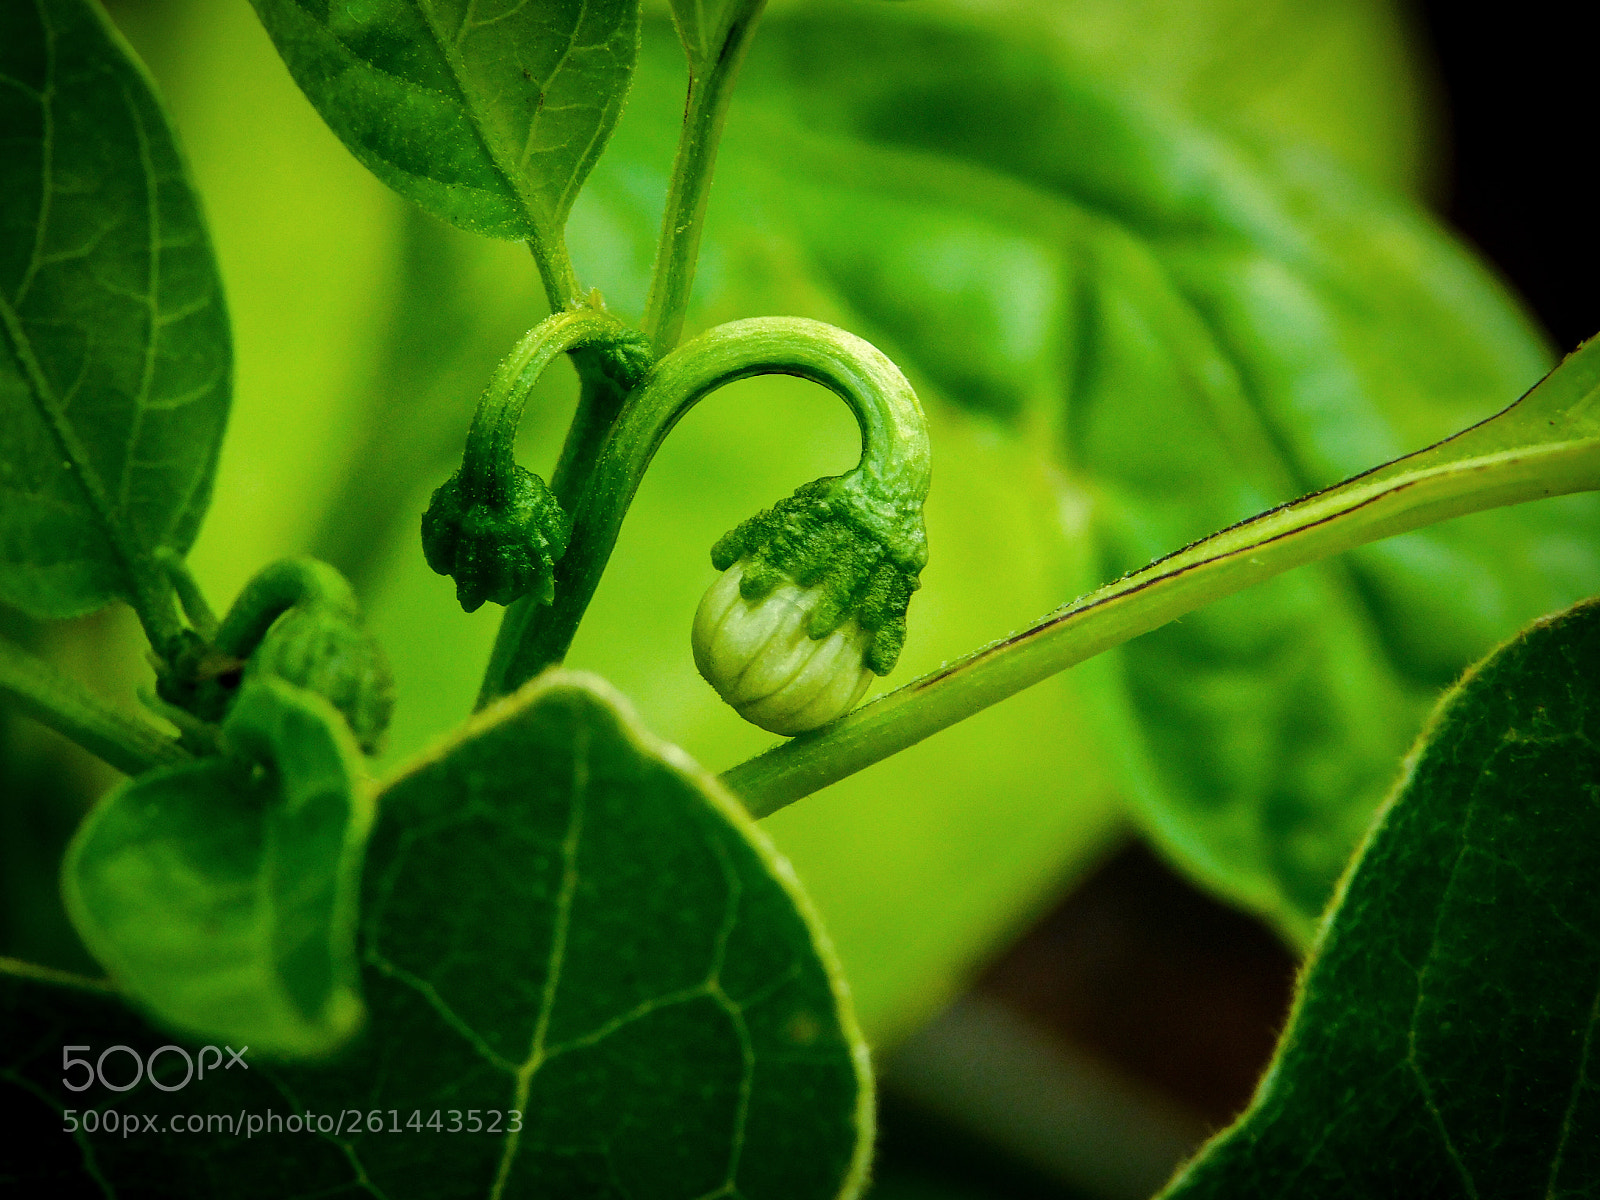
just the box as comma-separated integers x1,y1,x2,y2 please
422,463,572,613
248,606,395,757
62,676,372,1059
712,476,923,675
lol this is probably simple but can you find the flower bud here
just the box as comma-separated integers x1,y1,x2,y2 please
250,605,395,756
694,562,875,735
422,464,571,612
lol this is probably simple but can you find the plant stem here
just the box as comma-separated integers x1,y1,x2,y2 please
157,547,218,639
0,955,114,996
214,557,359,659
461,310,644,501
641,0,771,355
0,637,190,777
479,317,921,704
550,351,641,509
723,344,1600,816
529,239,581,314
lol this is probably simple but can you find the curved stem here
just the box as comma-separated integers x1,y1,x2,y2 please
479,317,927,703
0,636,190,776
460,309,640,501
213,557,359,660
642,0,771,355
722,336,1600,816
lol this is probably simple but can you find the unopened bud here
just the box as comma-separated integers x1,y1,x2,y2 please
694,562,875,735
421,465,571,612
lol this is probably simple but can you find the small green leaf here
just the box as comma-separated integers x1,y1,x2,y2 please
10,671,871,1196
249,0,641,254
1160,596,1600,1197
0,0,231,624
63,676,370,1058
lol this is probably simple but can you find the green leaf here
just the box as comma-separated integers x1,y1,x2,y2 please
1159,595,1600,1197
687,3,1600,942
248,0,642,259
0,0,231,626
63,675,370,1058
10,671,871,1196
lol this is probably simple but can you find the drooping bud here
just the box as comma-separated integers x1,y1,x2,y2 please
693,562,876,735
693,475,925,734
421,464,572,613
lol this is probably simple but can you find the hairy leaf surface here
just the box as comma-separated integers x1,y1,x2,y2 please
1160,597,1600,1197
0,0,230,620
8,672,871,1198
249,0,641,250
63,677,370,1058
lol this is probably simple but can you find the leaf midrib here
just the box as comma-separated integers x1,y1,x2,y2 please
407,0,562,246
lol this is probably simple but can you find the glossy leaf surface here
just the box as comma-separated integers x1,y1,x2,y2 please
1161,596,1600,1197
249,0,641,250
63,677,370,1058
0,0,230,621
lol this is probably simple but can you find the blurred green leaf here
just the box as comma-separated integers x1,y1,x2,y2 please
63,676,370,1058
690,4,1600,943
11,670,872,1197
0,0,230,622
248,0,642,253
993,0,1440,196
1161,596,1600,1197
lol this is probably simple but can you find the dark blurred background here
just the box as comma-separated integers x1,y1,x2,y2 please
1419,2,1600,353
874,4,1600,1195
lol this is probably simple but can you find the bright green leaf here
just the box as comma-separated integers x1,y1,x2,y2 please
1161,595,1600,1197
0,0,231,623
248,0,642,259
62,676,371,1058
12,670,872,1197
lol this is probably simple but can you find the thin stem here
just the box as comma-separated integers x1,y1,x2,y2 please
479,317,924,704
156,548,218,639
641,0,771,355
0,636,190,777
0,955,115,996
722,347,1600,815
529,239,581,314
550,349,646,508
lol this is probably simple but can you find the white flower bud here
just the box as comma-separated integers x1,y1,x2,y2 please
693,561,874,735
